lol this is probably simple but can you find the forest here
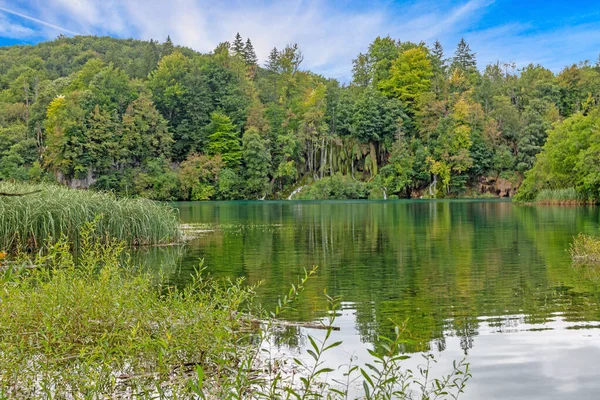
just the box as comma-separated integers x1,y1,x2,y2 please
0,34,599,201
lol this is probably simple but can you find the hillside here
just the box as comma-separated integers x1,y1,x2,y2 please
1,34,599,200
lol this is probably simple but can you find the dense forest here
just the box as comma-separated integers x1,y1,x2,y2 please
0,34,599,201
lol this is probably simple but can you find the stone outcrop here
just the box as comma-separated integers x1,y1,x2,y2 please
479,176,520,198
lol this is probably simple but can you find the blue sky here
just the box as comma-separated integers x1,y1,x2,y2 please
1,0,599,81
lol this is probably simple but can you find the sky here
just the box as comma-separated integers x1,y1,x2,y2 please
0,0,599,81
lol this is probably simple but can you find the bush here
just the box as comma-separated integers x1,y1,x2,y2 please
297,174,371,200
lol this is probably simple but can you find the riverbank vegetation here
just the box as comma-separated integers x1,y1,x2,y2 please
531,188,590,205
514,109,600,204
0,224,470,398
1,34,599,200
0,181,179,251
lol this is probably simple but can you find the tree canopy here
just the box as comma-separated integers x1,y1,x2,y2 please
0,34,599,200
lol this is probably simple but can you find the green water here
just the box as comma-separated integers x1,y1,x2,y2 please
150,200,600,399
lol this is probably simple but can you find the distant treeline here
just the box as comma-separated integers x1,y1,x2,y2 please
0,34,599,201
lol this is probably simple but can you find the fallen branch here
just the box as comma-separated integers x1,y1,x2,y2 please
248,317,340,331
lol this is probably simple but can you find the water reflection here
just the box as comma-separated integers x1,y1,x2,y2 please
166,201,600,351
136,200,600,399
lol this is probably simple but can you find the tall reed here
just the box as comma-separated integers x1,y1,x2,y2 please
533,188,591,205
0,181,179,250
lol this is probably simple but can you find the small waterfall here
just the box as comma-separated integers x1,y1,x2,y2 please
287,186,304,200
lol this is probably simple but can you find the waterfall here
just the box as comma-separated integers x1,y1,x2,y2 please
287,186,304,200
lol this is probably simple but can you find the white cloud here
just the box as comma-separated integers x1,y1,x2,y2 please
0,4,80,36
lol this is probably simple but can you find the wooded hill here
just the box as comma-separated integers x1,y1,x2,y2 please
1,34,599,200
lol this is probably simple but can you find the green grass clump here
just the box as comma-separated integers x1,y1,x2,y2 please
0,223,254,398
0,181,179,250
533,188,590,205
570,233,600,266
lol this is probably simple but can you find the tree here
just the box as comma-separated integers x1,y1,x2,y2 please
380,135,414,196
178,153,223,200
162,35,174,57
431,40,444,66
244,39,258,66
367,36,399,85
87,63,135,114
516,108,600,201
147,52,189,121
121,94,172,166
452,38,476,71
242,127,271,198
278,44,303,75
44,94,86,177
206,112,242,167
430,40,447,96
378,47,433,113
232,33,245,57
352,53,371,87
265,47,280,102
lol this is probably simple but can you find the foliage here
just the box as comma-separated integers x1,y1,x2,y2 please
206,111,242,168
515,110,600,202
242,127,271,198
297,173,371,200
1,34,599,200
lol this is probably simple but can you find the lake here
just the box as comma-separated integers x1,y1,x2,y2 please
141,200,600,399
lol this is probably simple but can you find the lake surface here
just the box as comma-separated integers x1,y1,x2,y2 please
143,200,600,399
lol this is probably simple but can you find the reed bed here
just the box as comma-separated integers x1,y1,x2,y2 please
0,182,179,251
533,188,593,205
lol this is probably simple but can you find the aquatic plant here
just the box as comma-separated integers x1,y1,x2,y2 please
570,233,600,266
0,181,179,251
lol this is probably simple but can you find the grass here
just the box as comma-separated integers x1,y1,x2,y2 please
533,188,592,205
0,223,471,399
570,233,600,266
0,181,179,251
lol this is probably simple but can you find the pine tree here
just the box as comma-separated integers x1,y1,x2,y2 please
243,38,258,65
432,40,444,65
162,35,174,57
265,47,279,102
232,32,245,57
265,47,279,72
452,38,476,70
